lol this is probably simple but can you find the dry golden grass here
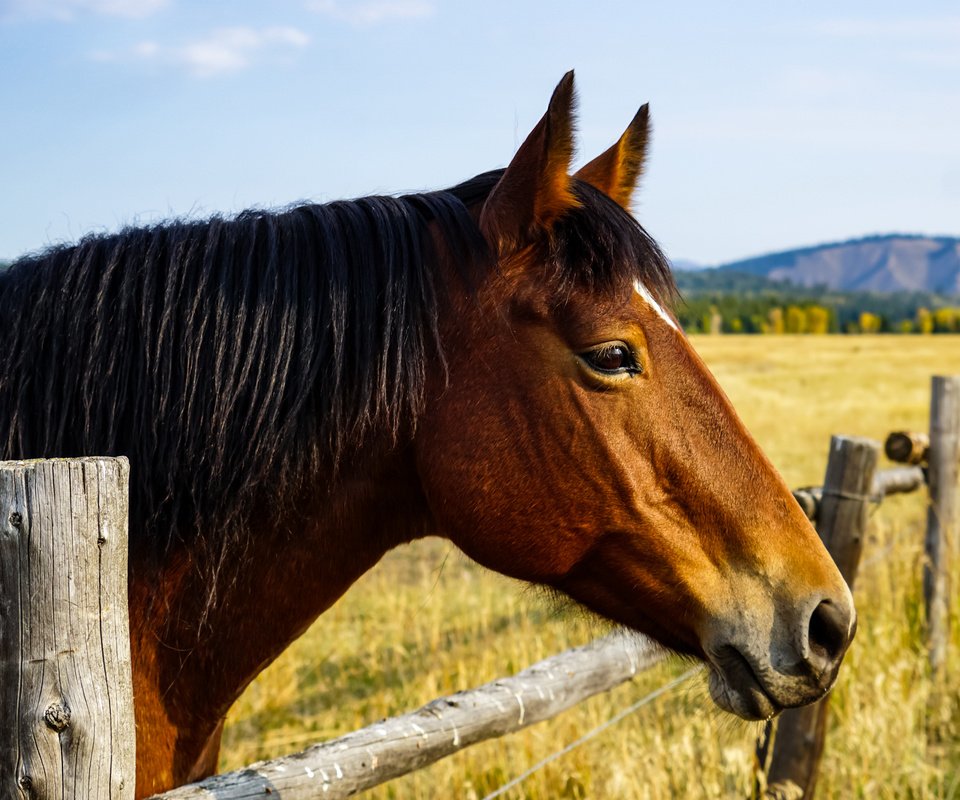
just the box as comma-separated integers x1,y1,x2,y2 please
220,335,960,798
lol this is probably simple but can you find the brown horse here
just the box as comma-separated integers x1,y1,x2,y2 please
0,72,854,797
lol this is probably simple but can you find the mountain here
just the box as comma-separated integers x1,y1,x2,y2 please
717,234,960,296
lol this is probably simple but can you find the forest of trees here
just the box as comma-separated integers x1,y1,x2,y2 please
674,270,960,334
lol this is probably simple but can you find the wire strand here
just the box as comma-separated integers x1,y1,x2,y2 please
481,665,704,800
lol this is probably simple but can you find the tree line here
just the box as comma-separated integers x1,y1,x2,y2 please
675,270,960,334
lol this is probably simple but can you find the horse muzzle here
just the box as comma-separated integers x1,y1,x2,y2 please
703,588,857,721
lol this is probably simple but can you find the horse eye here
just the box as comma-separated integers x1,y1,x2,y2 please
581,344,640,376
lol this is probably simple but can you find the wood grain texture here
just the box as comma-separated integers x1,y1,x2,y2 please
872,465,926,498
153,633,665,799
924,376,960,676
0,458,134,800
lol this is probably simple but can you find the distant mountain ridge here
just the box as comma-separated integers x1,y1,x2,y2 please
716,234,960,295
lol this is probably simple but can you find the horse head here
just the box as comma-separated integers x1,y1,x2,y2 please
415,72,855,721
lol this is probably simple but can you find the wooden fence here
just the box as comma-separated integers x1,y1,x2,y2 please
1,375,957,800
0,458,134,800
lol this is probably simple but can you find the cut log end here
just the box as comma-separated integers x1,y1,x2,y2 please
884,431,929,465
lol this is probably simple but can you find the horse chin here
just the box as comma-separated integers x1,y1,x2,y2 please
706,648,781,721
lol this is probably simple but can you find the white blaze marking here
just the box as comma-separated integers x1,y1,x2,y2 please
634,281,679,331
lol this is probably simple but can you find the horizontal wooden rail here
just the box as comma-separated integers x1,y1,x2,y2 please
792,465,925,520
153,634,666,799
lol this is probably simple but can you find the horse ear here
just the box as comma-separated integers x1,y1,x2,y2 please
574,104,650,211
479,71,579,251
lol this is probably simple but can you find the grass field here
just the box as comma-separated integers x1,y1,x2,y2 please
220,335,960,799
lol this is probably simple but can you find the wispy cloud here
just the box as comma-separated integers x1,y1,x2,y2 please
91,25,310,76
306,0,433,25
3,0,168,20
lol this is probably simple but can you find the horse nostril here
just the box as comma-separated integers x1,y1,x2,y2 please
807,599,851,669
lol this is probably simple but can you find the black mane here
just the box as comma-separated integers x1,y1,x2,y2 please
0,171,674,580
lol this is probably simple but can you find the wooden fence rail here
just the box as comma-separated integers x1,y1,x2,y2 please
791,464,925,520
155,635,665,800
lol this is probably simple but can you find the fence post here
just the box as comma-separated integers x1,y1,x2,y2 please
760,435,879,800
925,375,960,680
0,458,135,800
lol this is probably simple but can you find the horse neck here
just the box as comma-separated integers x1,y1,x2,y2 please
129,445,431,793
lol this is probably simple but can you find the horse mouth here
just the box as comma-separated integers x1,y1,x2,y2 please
706,645,781,721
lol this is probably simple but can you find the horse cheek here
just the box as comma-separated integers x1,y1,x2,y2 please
414,385,553,582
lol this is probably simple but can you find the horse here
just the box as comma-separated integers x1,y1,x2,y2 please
0,72,855,797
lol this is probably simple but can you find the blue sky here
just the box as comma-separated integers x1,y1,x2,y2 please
2,0,959,265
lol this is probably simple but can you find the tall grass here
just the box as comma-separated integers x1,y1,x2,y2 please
221,336,960,798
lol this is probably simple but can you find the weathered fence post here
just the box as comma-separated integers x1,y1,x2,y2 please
924,375,960,679
760,435,880,800
0,458,135,800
